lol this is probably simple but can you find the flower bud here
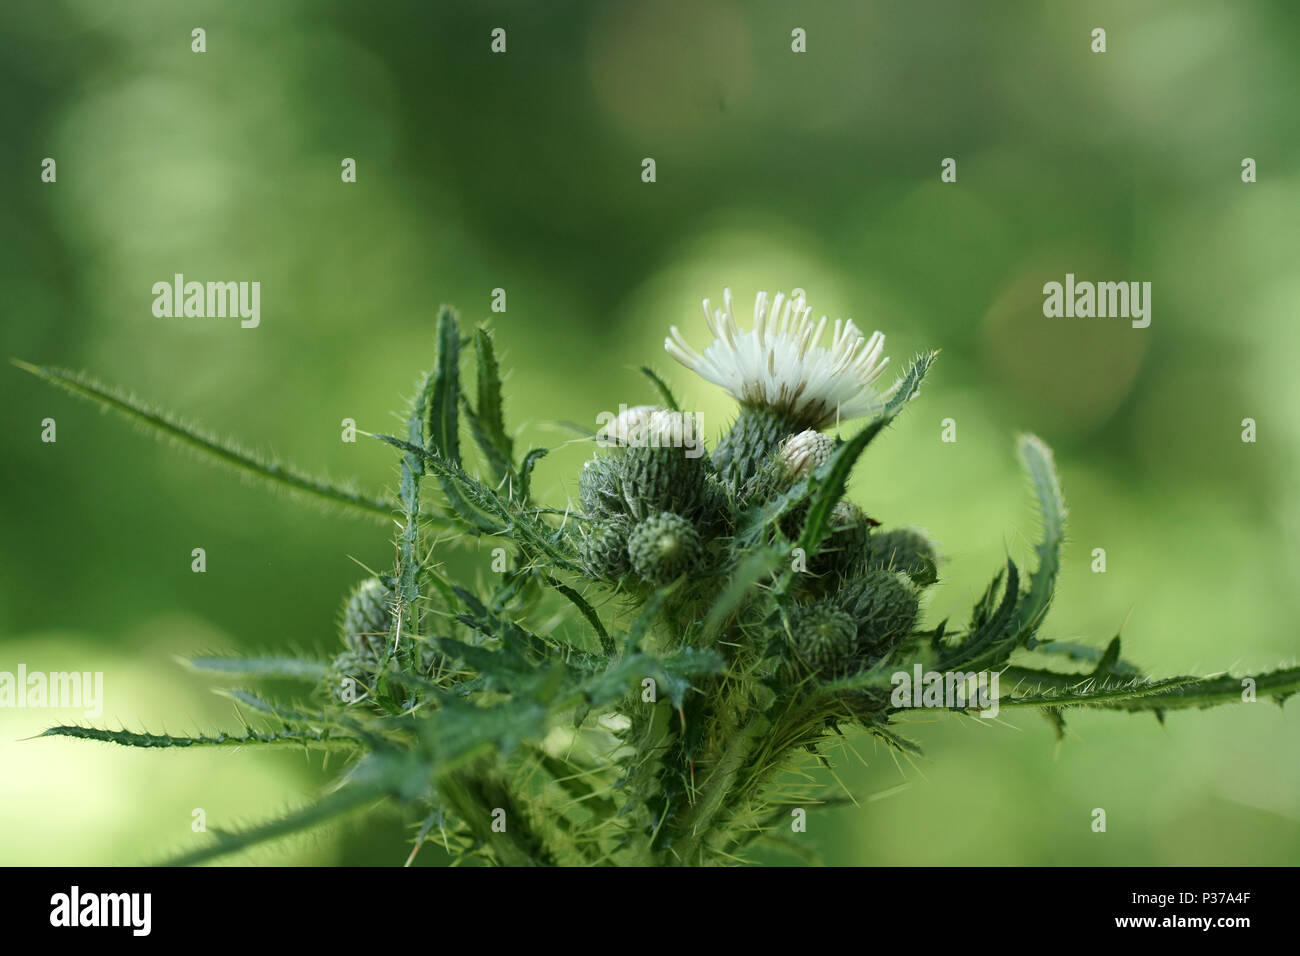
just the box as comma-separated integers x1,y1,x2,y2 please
627,511,703,585
839,570,919,653
341,577,393,656
621,444,712,520
578,454,625,518
778,429,835,480
786,601,857,673
578,518,631,580
803,500,873,582
713,405,804,491
866,528,939,587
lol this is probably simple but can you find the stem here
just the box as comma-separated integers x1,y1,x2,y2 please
664,713,771,865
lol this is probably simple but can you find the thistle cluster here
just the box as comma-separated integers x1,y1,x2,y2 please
30,292,1296,868
575,403,940,683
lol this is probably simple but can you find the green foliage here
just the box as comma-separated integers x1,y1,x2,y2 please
23,311,1299,867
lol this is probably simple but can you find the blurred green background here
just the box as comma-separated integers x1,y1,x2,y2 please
2,0,1298,865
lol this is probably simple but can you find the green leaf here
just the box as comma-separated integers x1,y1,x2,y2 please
463,395,514,485
702,544,786,641
1033,639,1143,677
545,576,615,657
639,365,681,411
937,559,1021,672
216,689,365,735
372,433,578,565
183,655,329,681
655,647,727,709
475,327,508,443
39,725,355,749
452,586,552,662
13,360,397,522
796,351,938,555
519,447,548,502
1013,433,1066,642
527,746,617,818
427,306,462,466
471,327,514,474
1001,663,1300,714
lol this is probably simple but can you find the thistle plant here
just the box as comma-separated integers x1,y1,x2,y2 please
16,289,1300,867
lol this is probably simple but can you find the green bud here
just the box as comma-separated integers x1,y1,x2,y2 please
621,444,712,520
578,454,625,518
341,577,393,656
627,511,703,585
838,570,919,653
804,501,873,582
713,405,804,491
578,518,631,580
866,528,939,587
580,439,722,535
786,601,857,674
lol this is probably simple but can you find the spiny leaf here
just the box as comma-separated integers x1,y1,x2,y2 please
184,655,329,681
216,689,362,736
423,697,552,771
702,544,786,640
453,585,553,662
468,326,514,481
463,395,514,485
621,591,667,655
999,674,1212,709
1034,638,1142,676
518,447,548,502
1001,663,1300,714
1013,433,1066,642
13,360,397,522
654,647,728,709
937,559,1021,672
527,746,618,818
431,636,543,689
545,576,615,657
373,433,577,565
39,725,355,749
796,351,937,555
427,306,462,466
639,365,681,411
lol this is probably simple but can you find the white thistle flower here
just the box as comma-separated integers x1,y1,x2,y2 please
778,429,835,478
665,288,893,429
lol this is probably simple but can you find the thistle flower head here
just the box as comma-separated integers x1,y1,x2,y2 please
665,287,892,430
